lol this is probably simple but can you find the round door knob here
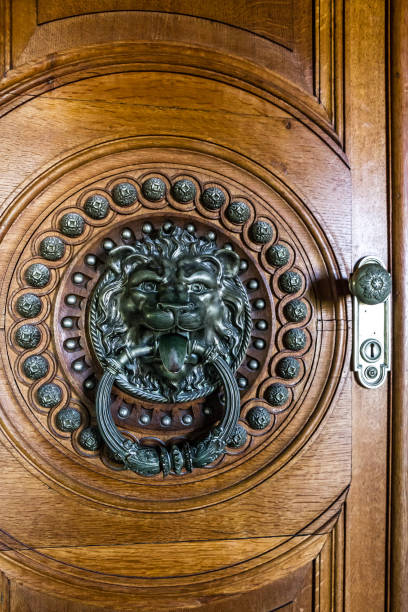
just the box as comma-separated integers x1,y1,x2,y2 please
350,262,392,305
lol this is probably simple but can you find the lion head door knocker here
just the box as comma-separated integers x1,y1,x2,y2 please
89,224,252,476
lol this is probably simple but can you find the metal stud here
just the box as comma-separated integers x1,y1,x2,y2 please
121,228,134,241
64,338,79,351
65,294,78,306
23,355,49,380
85,254,97,266
250,221,273,244
227,424,247,448
277,356,300,379
83,377,96,391
284,300,307,322
255,319,268,330
247,406,271,429
226,201,250,224
161,414,172,426
186,224,195,233
253,338,266,350
72,359,86,373
172,179,196,203
278,271,302,294
239,259,249,272
247,279,259,290
253,298,265,310
84,194,110,219
140,413,151,425
16,293,42,318
283,328,307,351
25,263,50,288
207,231,216,241
61,317,74,329
248,358,260,370
265,383,289,406
112,182,138,207
15,324,41,349
36,383,62,408
78,426,102,451
56,407,82,432
181,413,193,426
59,213,85,237
162,221,173,232
39,236,65,261
118,406,130,418
266,243,290,267
142,223,153,234
201,187,225,210
142,177,166,201
237,376,248,389
103,239,116,251
72,272,85,285
203,406,212,416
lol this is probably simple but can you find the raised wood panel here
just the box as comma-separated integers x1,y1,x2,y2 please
0,509,345,610
36,0,296,48
0,0,344,143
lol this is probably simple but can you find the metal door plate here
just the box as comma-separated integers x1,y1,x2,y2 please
351,256,391,388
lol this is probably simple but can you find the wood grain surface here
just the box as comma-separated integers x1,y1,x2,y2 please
0,1,396,610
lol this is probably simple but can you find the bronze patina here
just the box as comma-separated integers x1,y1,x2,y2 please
89,223,252,476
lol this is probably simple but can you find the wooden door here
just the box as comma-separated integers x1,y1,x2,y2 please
0,2,402,610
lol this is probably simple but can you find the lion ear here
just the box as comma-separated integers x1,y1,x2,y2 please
107,246,147,275
214,249,240,278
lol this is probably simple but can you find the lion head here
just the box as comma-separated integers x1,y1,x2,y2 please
89,224,252,402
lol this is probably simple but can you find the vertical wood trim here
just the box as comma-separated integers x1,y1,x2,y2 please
0,571,10,612
0,0,11,77
389,1,408,609
314,0,345,146
346,1,388,608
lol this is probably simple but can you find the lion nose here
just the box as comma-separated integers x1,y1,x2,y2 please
158,286,191,315
158,301,193,314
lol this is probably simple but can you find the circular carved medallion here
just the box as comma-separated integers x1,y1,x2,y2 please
1,146,345,508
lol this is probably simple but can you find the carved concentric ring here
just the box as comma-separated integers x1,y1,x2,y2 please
6,164,316,480
1,143,345,508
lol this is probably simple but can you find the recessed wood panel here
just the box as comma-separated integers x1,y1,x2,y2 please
37,0,295,49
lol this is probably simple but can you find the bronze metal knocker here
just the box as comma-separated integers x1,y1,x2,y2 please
89,223,252,475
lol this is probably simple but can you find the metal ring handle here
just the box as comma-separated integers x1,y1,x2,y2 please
95,346,241,476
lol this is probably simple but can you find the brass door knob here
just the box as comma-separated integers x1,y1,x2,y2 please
349,262,392,305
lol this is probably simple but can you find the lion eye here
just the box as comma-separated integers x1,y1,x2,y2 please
136,281,158,293
189,282,208,294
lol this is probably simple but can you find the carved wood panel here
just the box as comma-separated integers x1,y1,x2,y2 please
0,2,357,610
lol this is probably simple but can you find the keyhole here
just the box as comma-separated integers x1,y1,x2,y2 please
361,339,382,362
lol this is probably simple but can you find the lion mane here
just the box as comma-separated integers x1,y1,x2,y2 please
90,225,251,402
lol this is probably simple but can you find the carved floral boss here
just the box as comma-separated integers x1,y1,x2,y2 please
11,172,311,477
